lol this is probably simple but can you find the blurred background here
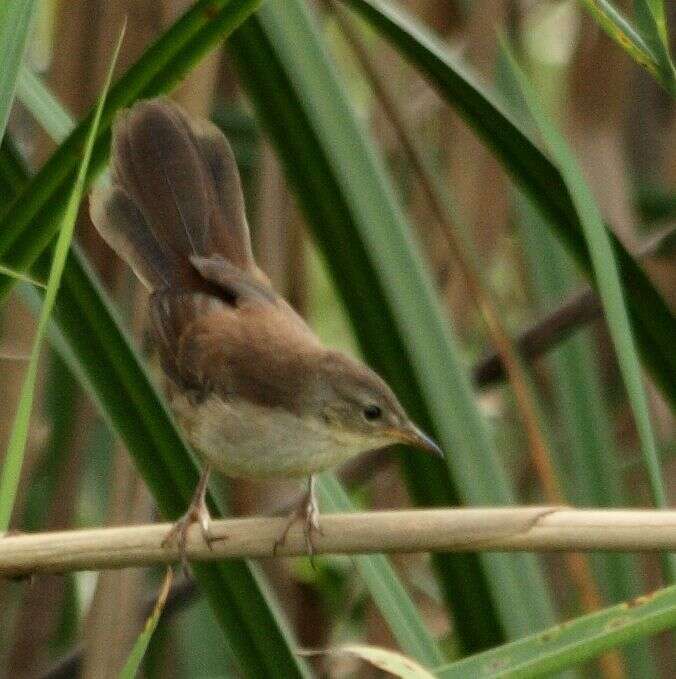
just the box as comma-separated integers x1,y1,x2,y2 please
0,0,674,677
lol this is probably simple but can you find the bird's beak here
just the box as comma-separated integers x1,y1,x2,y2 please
392,423,444,459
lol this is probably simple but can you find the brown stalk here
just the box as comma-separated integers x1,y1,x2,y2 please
328,0,606,627
472,288,602,386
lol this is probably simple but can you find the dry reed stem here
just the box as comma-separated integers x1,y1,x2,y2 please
2,507,675,577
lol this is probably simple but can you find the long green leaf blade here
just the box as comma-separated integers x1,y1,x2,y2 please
633,0,675,93
316,474,444,666
230,0,557,647
0,2,313,675
577,0,670,89
0,0,38,142
504,49,673,580
16,65,75,141
0,24,123,530
0,263,44,287
497,53,655,673
119,568,174,679
437,585,676,678
341,0,676,406
516,196,654,677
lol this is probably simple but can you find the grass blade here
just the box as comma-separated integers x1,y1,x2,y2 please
0,24,124,531
16,65,75,141
503,48,674,581
230,0,557,648
633,0,675,92
0,263,44,288
0,0,38,142
316,474,444,666
0,136,25,193
437,585,676,678
497,53,655,673
517,196,654,677
119,568,174,679
0,3,313,675
341,0,676,406
637,0,666,42
577,0,674,93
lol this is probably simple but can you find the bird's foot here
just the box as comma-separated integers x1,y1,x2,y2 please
273,476,323,566
162,467,213,572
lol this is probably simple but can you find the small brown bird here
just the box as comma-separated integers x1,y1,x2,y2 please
90,98,442,557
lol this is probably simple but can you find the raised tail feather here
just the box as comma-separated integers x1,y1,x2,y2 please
89,98,254,291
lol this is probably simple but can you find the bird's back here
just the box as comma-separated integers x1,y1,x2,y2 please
91,98,323,412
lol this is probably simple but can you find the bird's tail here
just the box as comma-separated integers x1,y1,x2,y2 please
89,98,254,291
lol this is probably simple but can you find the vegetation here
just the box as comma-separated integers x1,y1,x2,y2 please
0,0,673,677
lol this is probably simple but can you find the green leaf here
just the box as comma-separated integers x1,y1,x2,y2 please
0,0,38,143
0,22,123,531
0,136,25,194
637,0,666,42
230,0,557,649
516,196,654,676
578,0,675,95
119,568,174,679
0,1,313,675
633,0,675,89
316,475,444,666
503,48,674,581
15,33,443,671
498,53,654,674
0,262,44,287
341,0,676,406
16,65,75,141
437,585,676,678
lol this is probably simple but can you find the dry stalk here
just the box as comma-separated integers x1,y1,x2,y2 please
2,507,674,577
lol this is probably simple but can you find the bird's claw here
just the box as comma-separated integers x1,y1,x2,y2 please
162,469,213,574
162,501,213,575
274,477,322,568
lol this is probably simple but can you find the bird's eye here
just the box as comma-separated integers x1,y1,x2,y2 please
363,404,382,421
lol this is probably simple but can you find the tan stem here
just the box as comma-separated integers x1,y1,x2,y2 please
2,507,675,576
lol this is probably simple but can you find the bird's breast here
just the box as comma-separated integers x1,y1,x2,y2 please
170,391,370,478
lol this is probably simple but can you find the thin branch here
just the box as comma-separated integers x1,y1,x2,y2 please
472,288,601,387
2,507,675,576
471,225,673,387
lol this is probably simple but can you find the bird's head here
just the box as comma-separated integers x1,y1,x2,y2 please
304,351,443,458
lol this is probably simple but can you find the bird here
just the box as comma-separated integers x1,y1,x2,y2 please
89,97,443,561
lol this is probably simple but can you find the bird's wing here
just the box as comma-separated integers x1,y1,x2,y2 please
150,262,320,408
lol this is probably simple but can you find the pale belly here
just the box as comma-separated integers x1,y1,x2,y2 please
170,393,377,478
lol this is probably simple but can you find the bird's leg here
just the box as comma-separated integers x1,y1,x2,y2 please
274,475,323,562
162,464,213,570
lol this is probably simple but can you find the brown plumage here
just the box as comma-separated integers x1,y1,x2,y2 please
89,98,442,555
